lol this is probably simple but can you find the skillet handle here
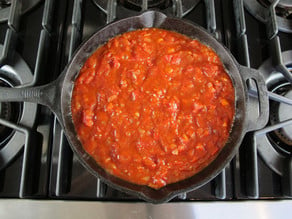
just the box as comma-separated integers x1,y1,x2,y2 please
238,65,269,132
0,78,63,123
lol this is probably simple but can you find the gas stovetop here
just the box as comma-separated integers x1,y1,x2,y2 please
0,0,291,202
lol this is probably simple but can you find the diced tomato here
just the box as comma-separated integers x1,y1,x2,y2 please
82,109,94,127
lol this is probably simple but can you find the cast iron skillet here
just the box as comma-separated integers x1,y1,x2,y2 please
0,11,269,203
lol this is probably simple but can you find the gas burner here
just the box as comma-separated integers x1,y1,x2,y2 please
269,83,292,154
256,50,292,176
0,45,37,170
0,77,21,148
244,0,292,33
119,0,171,11
0,0,42,23
92,0,199,17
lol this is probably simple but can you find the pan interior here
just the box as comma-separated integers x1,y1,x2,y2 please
60,11,246,202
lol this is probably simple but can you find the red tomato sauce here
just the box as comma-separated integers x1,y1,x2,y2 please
71,28,235,189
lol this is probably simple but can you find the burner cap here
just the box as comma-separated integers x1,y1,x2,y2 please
269,84,292,155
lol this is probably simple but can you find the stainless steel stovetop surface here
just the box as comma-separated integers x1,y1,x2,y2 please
0,0,292,209
1,199,292,219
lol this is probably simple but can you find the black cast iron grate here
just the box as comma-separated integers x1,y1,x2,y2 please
0,0,291,202
0,0,67,198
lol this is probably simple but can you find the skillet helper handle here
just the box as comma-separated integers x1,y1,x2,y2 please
0,79,62,121
239,65,269,132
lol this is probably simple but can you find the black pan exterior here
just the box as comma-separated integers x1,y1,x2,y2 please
61,11,247,203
